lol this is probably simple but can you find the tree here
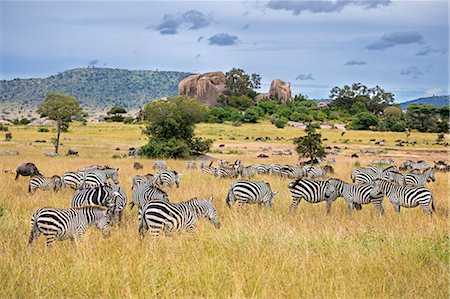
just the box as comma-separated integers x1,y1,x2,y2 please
293,123,326,162
37,93,83,154
351,112,380,130
141,96,212,158
108,106,127,122
224,68,261,99
406,104,442,132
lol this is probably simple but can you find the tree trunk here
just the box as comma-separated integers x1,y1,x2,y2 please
55,120,62,154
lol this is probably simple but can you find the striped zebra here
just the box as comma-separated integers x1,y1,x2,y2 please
404,168,435,187
29,205,113,247
235,162,257,178
187,161,197,169
279,165,304,179
302,166,328,180
351,165,396,184
28,175,62,194
399,160,430,171
80,167,119,187
138,196,221,237
226,180,278,208
153,160,168,170
154,170,181,188
215,167,238,179
199,160,207,168
62,171,85,189
71,183,126,224
287,179,337,213
268,164,282,176
388,171,406,186
201,165,217,176
254,164,272,175
131,181,169,210
328,178,384,215
132,174,155,187
370,179,435,217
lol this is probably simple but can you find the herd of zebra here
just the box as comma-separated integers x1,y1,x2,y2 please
20,157,439,247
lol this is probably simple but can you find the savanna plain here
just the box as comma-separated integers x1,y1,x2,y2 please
0,122,448,298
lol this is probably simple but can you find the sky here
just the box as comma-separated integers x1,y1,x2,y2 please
0,0,448,102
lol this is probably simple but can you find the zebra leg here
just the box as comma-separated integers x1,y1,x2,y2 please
45,235,56,247
290,198,301,212
373,201,385,216
326,200,333,214
346,202,354,214
28,227,40,247
421,204,432,218
393,204,401,214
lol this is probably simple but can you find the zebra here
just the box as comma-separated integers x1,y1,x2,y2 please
215,167,238,179
287,179,337,213
302,166,328,180
268,164,283,176
199,160,207,168
399,160,430,171
153,160,168,170
130,181,169,210
235,162,257,178
29,205,113,247
404,168,435,187
388,171,406,186
327,178,384,215
351,165,396,184
28,175,62,194
371,159,394,165
80,167,119,187
253,164,272,175
279,165,304,179
226,180,278,208
370,179,435,217
132,174,155,187
62,171,85,189
187,161,197,169
138,196,221,238
71,183,126,225
154,170,181,188
201,165,217,176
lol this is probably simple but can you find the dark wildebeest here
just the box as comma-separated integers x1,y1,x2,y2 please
15,162,41,180
67,149,79,156
134,162,144,170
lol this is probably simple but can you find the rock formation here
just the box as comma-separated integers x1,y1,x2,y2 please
269,79,292,102
178,72,226,106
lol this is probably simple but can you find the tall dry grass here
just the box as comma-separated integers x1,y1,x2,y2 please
0,122,448,298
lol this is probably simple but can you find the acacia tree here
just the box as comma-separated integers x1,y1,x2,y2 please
293,123,326,163
37,93,83,154
224,68,261,98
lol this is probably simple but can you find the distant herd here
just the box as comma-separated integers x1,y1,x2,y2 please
10,157,445,247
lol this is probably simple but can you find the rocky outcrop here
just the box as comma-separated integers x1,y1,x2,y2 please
255,93,270,102
178,72,226,106
269,79,292,102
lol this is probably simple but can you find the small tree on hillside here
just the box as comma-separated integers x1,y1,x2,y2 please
293,123,326,163
37,93,83,154
108,106,127,122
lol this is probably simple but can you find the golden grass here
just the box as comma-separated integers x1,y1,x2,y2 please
0,122,448,298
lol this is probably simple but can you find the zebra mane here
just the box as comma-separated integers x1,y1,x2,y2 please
51,175,61,179
72,205,108,211
78,182,112,190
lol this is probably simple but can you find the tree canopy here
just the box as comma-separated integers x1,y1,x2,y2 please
293,123,326,161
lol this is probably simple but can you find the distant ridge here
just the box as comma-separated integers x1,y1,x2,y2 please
0,67,192,116
399,95,449,110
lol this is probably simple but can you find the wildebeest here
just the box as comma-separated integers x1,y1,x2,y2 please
66,149,79,156
133,162,144,170
15,162,41,180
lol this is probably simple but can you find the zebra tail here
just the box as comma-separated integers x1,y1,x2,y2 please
138,213,148,237
28,184,31,193
431,194,435,212
29,213,39,246
225,189,235,208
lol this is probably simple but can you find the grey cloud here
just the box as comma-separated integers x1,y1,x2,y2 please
366,31,423,50
88,59,98,67
267,0,391,15
208,33,239,46
296,73,314,80
243,24,251,30
415,46,447,56
152,10,214,35
344,60,367,66
400,66,422,79
197,36,204,43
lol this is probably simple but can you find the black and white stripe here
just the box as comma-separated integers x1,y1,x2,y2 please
351,166,396,184
253,164,272,175
370,179,435,217
278,165,304,179
153,160,168,170
302,166,328,180
328,178,384,215
80,167,119,187
215,167,238,179
404,168,435,187
226,180,278,207
28,175,62,194
131,180,169,210
287,179,337,213
62,171,85,189
138,196,221,237
399,160,430,171
187,162,197,169
201,165,217,176
29,205,113,247
154,170,181,188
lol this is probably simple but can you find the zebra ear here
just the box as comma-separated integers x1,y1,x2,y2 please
209,195,214,202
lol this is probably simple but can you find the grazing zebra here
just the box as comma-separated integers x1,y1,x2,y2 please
253,164,272,175
28,175,62,194
328,178,384,215
279,165,304,179
371,159,394,165
399,160,430,171
269,164,282,176
153,160,168,170
287,179,337,213
62,171,85,189
132,174,155,188
404,168,435,187
388,171,406,186
130,182,169,210
226,180,278,208
215,167,238,179
187,161,197,169
138,196,221,238
201,165,217,176
29,205,113,247
370,179,435,217
80,167,119,187
235,162,257,178
71,183,125,224
154,170,181,188
351,165,396,184
199,160,207,168
302,166,328,180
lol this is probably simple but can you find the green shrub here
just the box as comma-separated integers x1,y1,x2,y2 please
274,117,288,128
139,138,190,159
123,117,134,124
5,132,12,141
38,127,49,132
19,118,31,125
0,124,9,131
350,112,380,130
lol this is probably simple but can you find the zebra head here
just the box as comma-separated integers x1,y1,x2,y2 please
104,168,119,184
52,175,63,192
369,179,384,198
324,181,337,200
201,196,221,229
91,206,114,238
425,168,436,182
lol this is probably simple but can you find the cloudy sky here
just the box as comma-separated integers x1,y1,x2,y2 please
0,0,448,102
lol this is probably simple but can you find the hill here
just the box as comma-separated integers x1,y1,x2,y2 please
0,67,192,118
399,95,449,109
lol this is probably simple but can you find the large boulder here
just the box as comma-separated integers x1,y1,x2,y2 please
178,72,226,106
269,79,292,102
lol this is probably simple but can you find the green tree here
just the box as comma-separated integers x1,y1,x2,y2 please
37,93,84,154
141,96,212,158
293,123,326,161
406,104,439,132
351,112,380,130
224,68,261,99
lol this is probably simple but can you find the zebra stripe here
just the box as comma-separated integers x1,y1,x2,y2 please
153,160,168,170
62,171,85,189
138,196,221,237
253,164,272,175
287,179,337,213
387,171,406,186
29,205,113,247
226,180,278,207
187,162,197,169
404,168,435,187
352,166,396,184
370,179,435,217
201,166,217,176
279,165,304,179
328,178,384,215
131,181,169,210
302,166,328,180
28,175,62,194
215,167,238,179
81,168,119,187
399,160,430,171
154,170,181,188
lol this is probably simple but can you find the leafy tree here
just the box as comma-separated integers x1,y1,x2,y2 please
383,106,403,119
405,104,444,132
108,106,127,115
293,123,326,161
141,96,212,158
351,112,380,130
37,93,84,154
224,68,261,99
206,107,242,123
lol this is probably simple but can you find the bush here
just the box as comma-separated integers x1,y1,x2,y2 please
5,132,12,141
0,124,9,131
123,117,134,124
232,121,242,127
274,117,288,128
190,138,213,155
38,127,49,132
242,108,260,123
139,138,191,159
351,112,380,130
19,118,30,125
109,115,124,122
